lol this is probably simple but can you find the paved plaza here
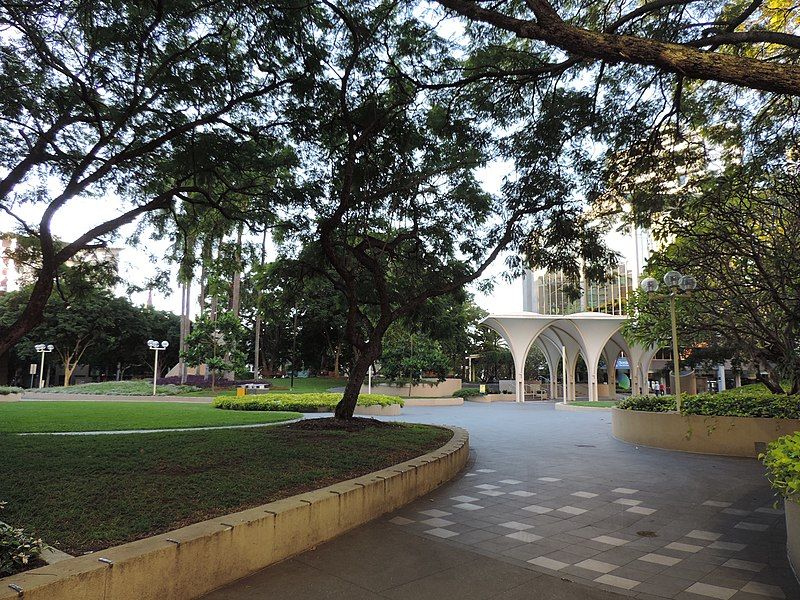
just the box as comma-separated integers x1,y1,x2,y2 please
203,403,799,600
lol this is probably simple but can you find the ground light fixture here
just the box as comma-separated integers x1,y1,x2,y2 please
34,343,54,388
640,271,697,412
147,340,169,396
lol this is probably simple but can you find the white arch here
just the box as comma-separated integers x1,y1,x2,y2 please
481,312,628,403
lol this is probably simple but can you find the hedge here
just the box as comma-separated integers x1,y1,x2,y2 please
618,390,800,419
213,392,403,412
0,387,22,396
762,432,800,501
452,388,485,398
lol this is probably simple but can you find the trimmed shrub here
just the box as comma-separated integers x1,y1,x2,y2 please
617,395,677,412
618,391,800,419
1,502,47,577
0,387,22,396
452,388,485,398
762,432,800,501
213,392,403,412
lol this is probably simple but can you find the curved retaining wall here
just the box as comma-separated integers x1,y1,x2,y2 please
0,427,468,600
611,408,800,458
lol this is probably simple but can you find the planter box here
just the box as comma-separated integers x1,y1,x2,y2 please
787,499,800,585
0,393,21,402
404,397,463,406
465,393,515,403
612,408,800,458
360,378,462,398
354,403,402,416
0,428,468,600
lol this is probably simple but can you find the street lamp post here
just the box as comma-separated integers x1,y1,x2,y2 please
34,344,54,388
640,271,697,412
147,340,169,396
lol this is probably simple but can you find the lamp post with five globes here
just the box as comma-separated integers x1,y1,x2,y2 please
34,344,54,388
147,340,169,396
640,271,697,412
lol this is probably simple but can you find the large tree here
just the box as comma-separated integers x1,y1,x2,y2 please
0,0,308,355
627,163,800,394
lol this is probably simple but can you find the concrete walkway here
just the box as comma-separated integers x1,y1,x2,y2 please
201,403,799,600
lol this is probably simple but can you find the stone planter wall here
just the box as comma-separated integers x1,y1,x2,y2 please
0,393,21,402
0,427,468,600
612,408,800,458
360,378,462,398
786,499,800,584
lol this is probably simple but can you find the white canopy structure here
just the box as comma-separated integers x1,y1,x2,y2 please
480,312,657,403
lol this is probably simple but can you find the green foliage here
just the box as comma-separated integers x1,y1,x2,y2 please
762,433,800,501
378,329,450,384
182,312,247,387
618,395,678,412
0,387,22,395
619,391,800,418
452,388,485,398
0,501,47,577
40,381,199,396
213,393,403,412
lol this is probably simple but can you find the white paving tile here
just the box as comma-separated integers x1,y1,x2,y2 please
721,508,749,516
450,495,479,502
626,506,656,515
637,553,681,566
721,558,765,572
687,530,722,541
478,490,505,497
389,516,414,525
575,558,619,574
425,528,459,539
703,500,732,508
509,490,536,497
708,541,746,551
419,509,451,518
684,582,736,600
475,484,500,490
498,479,523,484
537,477,561,482
592,535,629,546
594,574,640,590
522,504,554,514
453,503,484,511
475,469,496,473
499,521,534,531
664,542,703,553
741,581,786,598
506,531,543,543
735,521,769,531
421,518,455,527
557,506,587,515
527,556,568,571
464,473,476,477
612,487,638,494
571,491,599,498
755,506,784,515
613,498,642,506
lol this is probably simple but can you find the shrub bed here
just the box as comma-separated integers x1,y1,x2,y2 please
213,392,403,412
0,386,23,396
452,388,485,398
618,390,800,419
762,432,800,501
1,502,47,577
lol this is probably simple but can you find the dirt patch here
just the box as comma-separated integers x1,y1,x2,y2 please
288,417,395,432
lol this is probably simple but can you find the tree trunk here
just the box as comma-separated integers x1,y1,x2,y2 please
333,343,341,379
757,370,785,394
231,222,243,317
335,345,379,419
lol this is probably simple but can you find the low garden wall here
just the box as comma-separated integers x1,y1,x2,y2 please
360,378,462,398
612,408,800,457
787,500,800,583
404,397,463,406
0,427,469,600
0,393,21,402
466,393,515,403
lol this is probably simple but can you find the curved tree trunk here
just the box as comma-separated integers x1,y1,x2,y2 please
335,345,380,419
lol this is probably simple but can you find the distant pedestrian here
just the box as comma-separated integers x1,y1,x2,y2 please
660,382,666,396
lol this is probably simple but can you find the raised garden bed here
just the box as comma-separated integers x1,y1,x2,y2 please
212,392,403,416
762,432,800,583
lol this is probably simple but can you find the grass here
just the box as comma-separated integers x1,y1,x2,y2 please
0,402,300,433
176,376,348,397
0,423,452,554
569,401,619,408
40,380,200,396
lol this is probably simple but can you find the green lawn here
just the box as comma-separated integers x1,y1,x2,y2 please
41,380,200,396
569,401,618,408
0,402,300,433
0,423,452,553
177,376,348,397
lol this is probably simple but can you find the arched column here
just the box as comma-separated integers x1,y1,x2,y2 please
535,335,563,400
